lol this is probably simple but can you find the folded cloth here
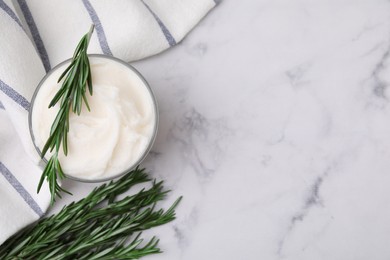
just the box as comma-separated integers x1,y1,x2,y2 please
0,0,216,245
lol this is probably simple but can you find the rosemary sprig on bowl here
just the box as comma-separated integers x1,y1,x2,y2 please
38,25,95,204
0,168,182,259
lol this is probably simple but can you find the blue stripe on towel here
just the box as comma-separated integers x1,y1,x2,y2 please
82,0,113,56
0,79,30,110
0,161,44,217
0,0,23,28
16,0,51,72
0,101,4,110
141,0,177,47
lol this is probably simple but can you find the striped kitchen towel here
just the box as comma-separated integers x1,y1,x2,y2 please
0,0,217,245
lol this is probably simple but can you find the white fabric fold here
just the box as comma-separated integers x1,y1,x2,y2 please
0,0,216,245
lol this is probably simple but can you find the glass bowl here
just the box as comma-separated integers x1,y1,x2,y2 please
28,54,158,183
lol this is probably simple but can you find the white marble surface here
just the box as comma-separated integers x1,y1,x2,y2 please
52,1,390,259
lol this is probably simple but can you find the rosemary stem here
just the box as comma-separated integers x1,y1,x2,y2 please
87,24,95,44
38,25,95,203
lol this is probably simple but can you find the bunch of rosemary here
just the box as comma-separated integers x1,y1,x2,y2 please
0,168,182,259
38,25,95,203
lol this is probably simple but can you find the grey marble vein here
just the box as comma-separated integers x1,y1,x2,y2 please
277,167,331,257
371,44,390,99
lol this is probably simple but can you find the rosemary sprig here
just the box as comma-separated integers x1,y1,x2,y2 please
38,25,95,204
0,168,182,259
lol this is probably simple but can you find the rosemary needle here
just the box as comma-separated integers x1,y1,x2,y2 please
38,25,95,204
